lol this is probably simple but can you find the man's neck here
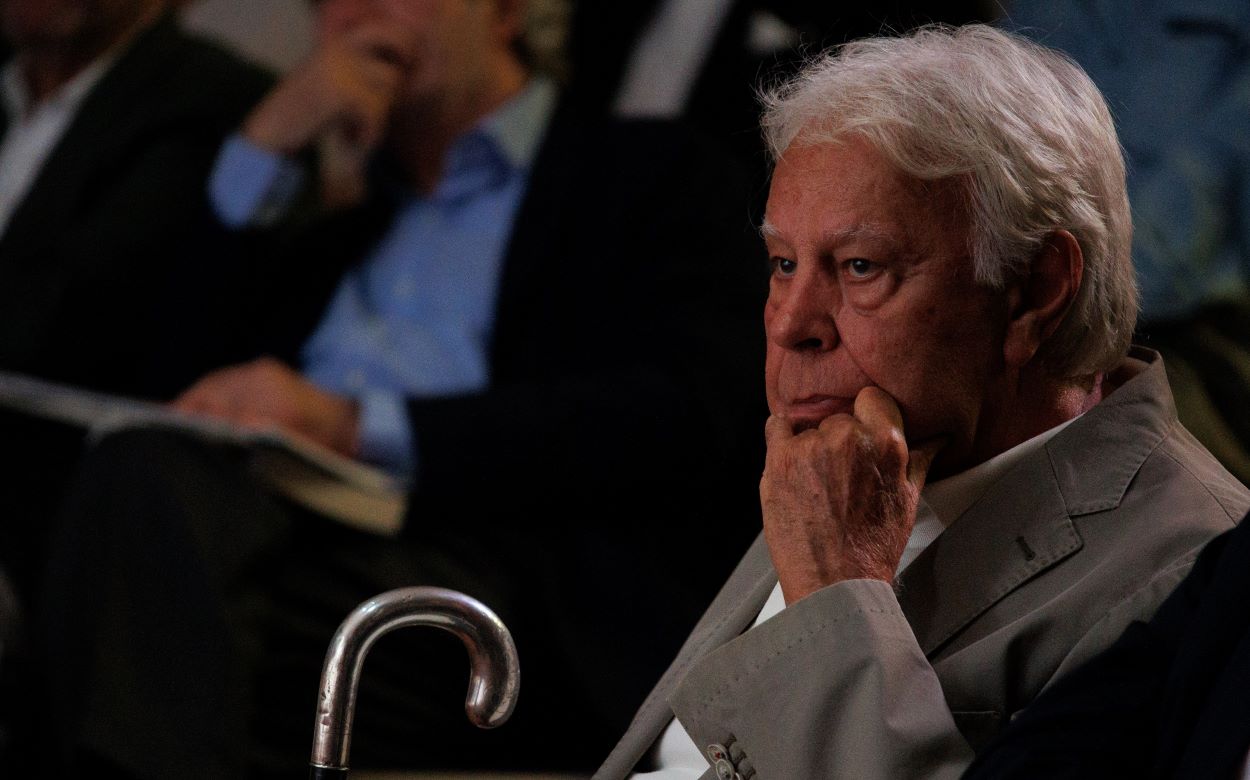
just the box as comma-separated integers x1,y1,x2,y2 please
388,58,529,194
16,3,160,108
966,368,1105,475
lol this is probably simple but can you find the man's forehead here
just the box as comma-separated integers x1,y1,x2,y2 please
759,219,902,251
762,140,969,257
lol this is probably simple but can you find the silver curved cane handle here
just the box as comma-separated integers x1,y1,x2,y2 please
308,586,521,778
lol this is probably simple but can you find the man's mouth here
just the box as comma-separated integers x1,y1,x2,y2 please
783,395,856,428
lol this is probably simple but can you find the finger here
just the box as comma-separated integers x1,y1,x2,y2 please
354,59,404,96
852,386,904,433
168,394,200,414
344,20,420,68
907,436,948,488
764,415,796,450
172,392,231,421
236,410,280,433
348,93,396,148
169,365,257,420
170,382,216,414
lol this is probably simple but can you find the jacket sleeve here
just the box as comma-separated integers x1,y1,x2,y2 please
669,580,974,780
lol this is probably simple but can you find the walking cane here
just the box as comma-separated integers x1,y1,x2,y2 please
308,586,521,779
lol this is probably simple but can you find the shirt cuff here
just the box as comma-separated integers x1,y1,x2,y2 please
356,388,417,479
209,133,307,229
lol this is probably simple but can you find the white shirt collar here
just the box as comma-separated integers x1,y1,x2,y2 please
922,414,1082,528
897,414,1080,573
1,51,115,123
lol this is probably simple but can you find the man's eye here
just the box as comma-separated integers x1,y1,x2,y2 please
772,257,797,276
845,258,877,278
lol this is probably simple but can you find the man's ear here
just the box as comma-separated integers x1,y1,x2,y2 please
1003,229,1083,368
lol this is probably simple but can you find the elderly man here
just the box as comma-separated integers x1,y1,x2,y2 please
595,24,1250,779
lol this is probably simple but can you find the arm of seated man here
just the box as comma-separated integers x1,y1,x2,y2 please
663,387,960,779
171,357,360,458
209,15,418,226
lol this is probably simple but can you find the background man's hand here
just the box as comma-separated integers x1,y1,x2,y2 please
172,358,360,457
241,20,417,208
761,386,944,605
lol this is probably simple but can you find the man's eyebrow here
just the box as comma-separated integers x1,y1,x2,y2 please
758,220,901,251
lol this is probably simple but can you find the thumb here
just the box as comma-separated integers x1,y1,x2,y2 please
907,437,947,489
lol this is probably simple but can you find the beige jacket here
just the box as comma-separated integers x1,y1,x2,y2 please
596,348,1250,780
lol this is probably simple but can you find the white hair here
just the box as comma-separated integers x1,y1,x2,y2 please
761,24,1136,378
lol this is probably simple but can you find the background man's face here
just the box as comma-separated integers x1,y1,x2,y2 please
762,137,1010,474
316,0,511,117
1,0,152,49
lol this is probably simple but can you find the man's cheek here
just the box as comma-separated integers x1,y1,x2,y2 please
317,1,384,41
833,322,888,391
763,354,786,415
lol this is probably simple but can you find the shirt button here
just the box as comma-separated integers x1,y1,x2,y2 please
706,744,729,763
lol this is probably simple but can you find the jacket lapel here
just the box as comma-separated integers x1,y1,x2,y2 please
897,453,1081,655
594,534,776,779
898,348,1171,657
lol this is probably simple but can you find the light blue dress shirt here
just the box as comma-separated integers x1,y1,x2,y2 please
208,78,558,476
1005,0,1250,321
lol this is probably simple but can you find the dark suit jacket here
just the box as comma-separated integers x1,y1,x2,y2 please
0,14,271,398
965,509,1250,779
0,15,271,601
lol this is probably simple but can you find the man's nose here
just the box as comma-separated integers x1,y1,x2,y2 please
767,275,839,351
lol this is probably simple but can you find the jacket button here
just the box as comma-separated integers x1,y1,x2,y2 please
713,758,739,780
707,743,729,762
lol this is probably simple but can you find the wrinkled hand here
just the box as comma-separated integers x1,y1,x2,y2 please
761,386,944,605
241,20,416,207
172,358,360,457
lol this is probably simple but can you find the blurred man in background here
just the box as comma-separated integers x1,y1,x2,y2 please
33,1,765,778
